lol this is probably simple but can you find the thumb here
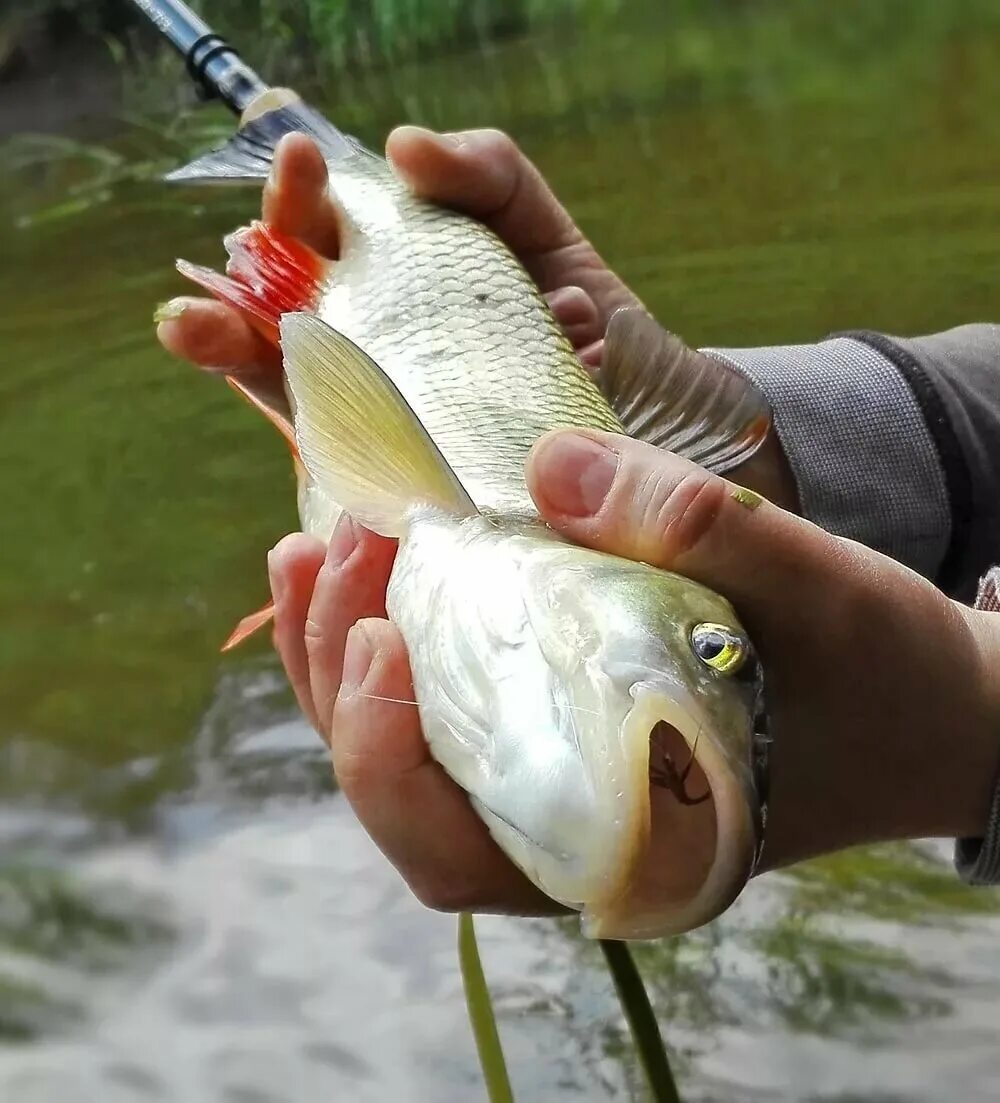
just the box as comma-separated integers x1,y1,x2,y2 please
384,125,580,255
525,428,848,619
525,429,988,869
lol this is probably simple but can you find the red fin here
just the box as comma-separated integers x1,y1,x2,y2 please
221,600,276,653
177,221,325,345
226,375,299,459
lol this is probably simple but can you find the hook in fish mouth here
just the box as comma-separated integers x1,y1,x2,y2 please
648,719,711,805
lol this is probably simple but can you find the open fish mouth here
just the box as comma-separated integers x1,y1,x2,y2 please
581,690,759,941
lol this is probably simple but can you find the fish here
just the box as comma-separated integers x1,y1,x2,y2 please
169,92,772,940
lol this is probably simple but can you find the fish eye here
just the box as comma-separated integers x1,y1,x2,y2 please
690,622,748,674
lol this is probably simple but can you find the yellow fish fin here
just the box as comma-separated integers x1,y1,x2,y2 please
279,313,478,538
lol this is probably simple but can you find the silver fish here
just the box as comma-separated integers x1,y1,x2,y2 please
173,93,771,939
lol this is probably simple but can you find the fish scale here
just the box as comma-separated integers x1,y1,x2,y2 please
174,96,771,938
313,165,622,514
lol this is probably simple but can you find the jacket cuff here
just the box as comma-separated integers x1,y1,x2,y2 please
955,568,1000,884
703,337,951,580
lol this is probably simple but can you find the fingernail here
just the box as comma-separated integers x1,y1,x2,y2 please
340,622,374,697
266,548,285,603
153,299,187,324
326,513,360,568
533,432,619,517
402,124,461,148
545,285,594,322
387,125,461,165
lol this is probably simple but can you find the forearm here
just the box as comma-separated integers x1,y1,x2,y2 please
757,567,1000,874
706,324,1000,602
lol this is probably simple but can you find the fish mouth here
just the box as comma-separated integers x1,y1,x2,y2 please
581,690,758,940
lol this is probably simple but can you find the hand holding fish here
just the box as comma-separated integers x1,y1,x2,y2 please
260,430,1000,919
155,108,998,935
158,124,634,373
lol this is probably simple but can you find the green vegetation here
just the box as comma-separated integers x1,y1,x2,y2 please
4,2,1000,1096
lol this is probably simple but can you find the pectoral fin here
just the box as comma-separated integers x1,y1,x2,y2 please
280,314,478,537
597,308,772,473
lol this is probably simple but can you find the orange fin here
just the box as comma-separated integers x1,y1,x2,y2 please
226,375,298,458
177,222,326,345
221,600,276,652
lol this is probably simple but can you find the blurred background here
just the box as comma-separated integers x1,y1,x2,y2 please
2,1,1000,1100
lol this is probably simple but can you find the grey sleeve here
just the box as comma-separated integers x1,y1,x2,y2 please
704,327,1000,886
703,324,1000,603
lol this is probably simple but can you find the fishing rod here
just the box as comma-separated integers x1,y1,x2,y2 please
128,0,268,115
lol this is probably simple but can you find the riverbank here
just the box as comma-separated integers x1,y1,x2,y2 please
0,38,120,140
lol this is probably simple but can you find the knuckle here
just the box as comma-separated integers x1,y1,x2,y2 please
632,467,728,564
303,615,325,644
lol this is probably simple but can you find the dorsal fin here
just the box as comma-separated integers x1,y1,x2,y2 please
165,93,371,184
597,308,772,473
280,313,478,538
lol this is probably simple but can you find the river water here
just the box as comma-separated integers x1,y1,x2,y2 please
3,5,1000,1100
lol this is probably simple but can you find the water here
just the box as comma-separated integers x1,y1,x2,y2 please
3,5,1000,1100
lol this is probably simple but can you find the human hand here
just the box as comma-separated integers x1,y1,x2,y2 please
265,428,1000,920
156,124,636,375
524,430,1000,870
156,124,797,511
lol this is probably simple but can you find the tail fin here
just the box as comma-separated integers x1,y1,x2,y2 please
177,222,326,345
165,94,366,184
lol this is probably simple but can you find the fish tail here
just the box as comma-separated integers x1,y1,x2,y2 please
164,93,361,185
177,221,326,346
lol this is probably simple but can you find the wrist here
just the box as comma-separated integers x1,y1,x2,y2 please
758,573,999,874
952,603,1000,840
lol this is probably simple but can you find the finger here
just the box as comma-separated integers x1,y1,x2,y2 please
155,297,280,374
268,532,327,730
544,285,604,350
386,126,641,324
525,428,851,620
304,517,397,740
577,338,604,371
385,125,580,256
332,619,565,915
262,133,340,258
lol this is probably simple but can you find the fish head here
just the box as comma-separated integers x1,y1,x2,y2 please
510,536,766,940
391,517,765,942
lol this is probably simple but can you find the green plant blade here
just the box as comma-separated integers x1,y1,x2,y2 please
458,913,515,1103
600,939,681,1103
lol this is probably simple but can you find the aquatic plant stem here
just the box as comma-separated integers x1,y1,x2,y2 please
458,913,515,1103
600,939,681,1103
